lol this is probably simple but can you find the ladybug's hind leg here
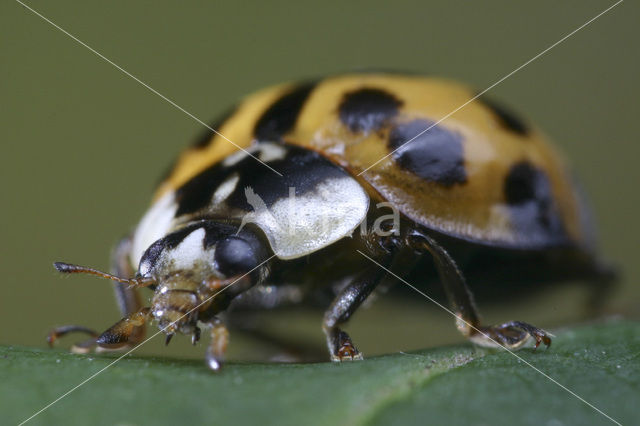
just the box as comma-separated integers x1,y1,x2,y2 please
323,260,389,362
409,232,552,350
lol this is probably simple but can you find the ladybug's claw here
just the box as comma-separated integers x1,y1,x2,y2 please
532,329,552,350
330,330,363,362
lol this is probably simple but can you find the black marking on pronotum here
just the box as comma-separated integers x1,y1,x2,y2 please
175,143,348,216
504,162,566,243
254,82,317,141
338,88,403,133
138,225,199,274
388,119,466,186
192,105,239,149
478,95,529,136
202,222,239,249
139,222,237,273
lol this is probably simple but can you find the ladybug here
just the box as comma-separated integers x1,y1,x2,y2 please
49,73,615,370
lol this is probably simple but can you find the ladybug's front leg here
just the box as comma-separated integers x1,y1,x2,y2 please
323,262,388,362
109,236,146,346
48,308,152,353
93,308,151,350
408,231,552,350
48,236,147,353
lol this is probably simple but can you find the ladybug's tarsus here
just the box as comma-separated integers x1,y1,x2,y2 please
408,231,553,351
205,320,229,372
475,321,552,350
333,331,363,362
95,307,151,349
323,262,388,362
47,325,98,348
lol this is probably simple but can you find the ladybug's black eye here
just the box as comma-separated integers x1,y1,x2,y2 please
214,237,258,277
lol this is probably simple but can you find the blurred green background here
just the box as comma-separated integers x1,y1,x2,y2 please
1,1,638,362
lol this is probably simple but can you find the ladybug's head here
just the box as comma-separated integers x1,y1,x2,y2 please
137,222,269,338
137,222,267,288
53,221,270,343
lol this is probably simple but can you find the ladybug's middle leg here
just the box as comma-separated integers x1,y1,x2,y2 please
227,284,325,361
408,231,551,350
322,262,388,362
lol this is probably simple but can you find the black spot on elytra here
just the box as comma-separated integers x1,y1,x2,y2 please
389,119,466,186
192,105,238,149
175,143,347,216
479,96,529,136
254,82,317,141
338,88,403,133
504,162,566,243
504,162,543,205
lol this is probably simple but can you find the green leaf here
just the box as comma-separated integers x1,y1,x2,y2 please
2,321,637,426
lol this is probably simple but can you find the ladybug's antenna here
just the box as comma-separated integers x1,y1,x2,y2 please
53,262,155,287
